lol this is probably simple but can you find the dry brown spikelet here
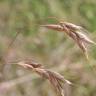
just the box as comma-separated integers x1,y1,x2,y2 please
42,21,96,59
17,60,71,96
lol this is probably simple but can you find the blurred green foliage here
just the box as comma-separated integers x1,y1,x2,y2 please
0,0,96,96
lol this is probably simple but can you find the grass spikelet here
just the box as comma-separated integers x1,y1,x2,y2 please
41,20,96,59
17,60,72,96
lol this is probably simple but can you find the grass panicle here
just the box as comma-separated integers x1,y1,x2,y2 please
42,21,96,60
17,60,72,96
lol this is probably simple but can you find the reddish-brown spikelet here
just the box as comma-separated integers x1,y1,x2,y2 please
17,60,72,96
41,24,64,31
41,21,96,59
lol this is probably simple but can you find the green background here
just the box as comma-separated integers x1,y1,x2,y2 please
0,0,96,96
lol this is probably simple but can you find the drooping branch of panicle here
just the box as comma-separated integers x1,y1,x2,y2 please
17,60,72,96
41,21,96,60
